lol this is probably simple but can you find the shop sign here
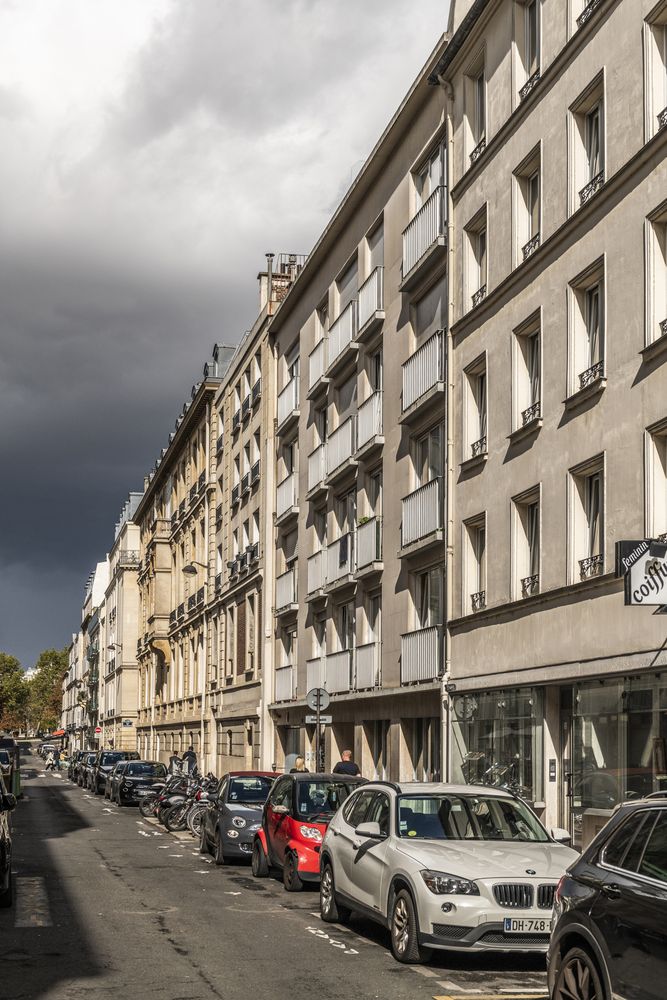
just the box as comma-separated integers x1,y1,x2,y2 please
616,539,667,605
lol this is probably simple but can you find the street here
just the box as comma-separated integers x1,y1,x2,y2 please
0,749,548,1000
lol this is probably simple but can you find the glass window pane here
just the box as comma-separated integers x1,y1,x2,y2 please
638,811,667,883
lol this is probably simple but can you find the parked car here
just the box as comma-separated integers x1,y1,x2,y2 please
88,750,139,794
68,751,87,781
0,750,13,781
319,781,577,964
37,743,56,759
108,760,167,805
0,771,17,907
200,771,275,864
252,772,365,891
548,798,667,1000
78,752,98,787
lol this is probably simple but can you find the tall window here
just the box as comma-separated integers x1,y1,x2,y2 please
586,103,603,182
416,567,443,628
464,356,488,459
415,145,444,209
570,76,605,210
474,69,486,144
646,422,667,540
475,228,487,294
465,517,486,611
585,471,602,562
568,260,605,396
336,601,355,651
415,425,443,486
585,283,602,371
525,0,539,77
570,458,604,582
514,491,540,598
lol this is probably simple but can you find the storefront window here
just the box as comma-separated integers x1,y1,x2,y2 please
451,688,544,803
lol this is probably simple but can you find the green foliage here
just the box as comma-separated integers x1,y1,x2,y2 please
0,652,27,731
0,647,68,734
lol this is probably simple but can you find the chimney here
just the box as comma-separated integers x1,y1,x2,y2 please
258,252,275,310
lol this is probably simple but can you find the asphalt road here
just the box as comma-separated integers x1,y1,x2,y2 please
0,750,548,1000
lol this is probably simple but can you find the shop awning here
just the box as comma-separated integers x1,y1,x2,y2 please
51,729,65,737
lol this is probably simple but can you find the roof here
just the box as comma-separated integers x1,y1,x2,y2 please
227,771,276,779
366,781,518,797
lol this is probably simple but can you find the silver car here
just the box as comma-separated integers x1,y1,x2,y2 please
320,781,577,963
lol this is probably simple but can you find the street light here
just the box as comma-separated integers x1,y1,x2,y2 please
182,560,208,576
107,643,122,651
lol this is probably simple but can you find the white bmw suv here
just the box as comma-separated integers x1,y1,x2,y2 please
319,781,577,964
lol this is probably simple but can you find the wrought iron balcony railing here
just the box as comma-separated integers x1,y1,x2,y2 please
252,377,261,404
577,0,602,29
470,137,486,165
519,69,540,101
216,433,224,453
659,107,667,130
471,590,486,612
579,554,603,580
242,395,251,420
579,360,604,390
231,484,240,506
522,401,541,425
579,170,604,206
232,409,241,432
521,574,539,598
522,233,540,260
660,318,667,337
471,435,487,459
472,284,487,308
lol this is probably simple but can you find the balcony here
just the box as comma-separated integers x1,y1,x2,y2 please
308,338,329,398
521,574,539,598
189,483,197,503
169,609,177,626
275,566,298,614
307,444,327,499
522,233,540,261
355,641,380,690
232,409,241,433
579,360,604,391
659,107,667,131
251,460,260,486
471,590,486,612
356,392,383,458
196,586,205,606
326,301,359,377
252,377,262,406
401,625,442,684
357,266,384,341
215,572,222,592
277,376,299,433
179,499,186,518
356,517,382,576
470,136,486,165
472,284,487,308
231,483,241,507
216,433,224,454
274,665,295,703
401,330,445,422
242,394,251,422
326,533,354,590
579,553,603,581
118,549,140,567
519,69,541,102
325,650,352,694
188,593,196,612
471,436,487,460
241,471,250,496
326,417,357,483
306,656,325,692
401,185,447,290
177,602,185,620
307,549,327,599
237,551,248,573
579,170,604,207
198,470,206,492
401,478,443,552
276,472,298,526
246,542,259,564
170,510,179,531
577,0,602,29
522,401,541,426
216,503,223,524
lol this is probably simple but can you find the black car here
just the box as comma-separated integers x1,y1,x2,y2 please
89,750,139,794
548,798,667,1000
68,751,87,782
200,771,275,864
78,752,98,788
0,771,17,907
109,760,167,805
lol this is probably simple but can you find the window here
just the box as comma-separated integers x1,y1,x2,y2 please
367,468,382,516
415,144,445,209
465,56,486,161
413,278,446,348
465,208,488,308
335,601,355,652
525,0,539,77
369,348,383,392
414,424,443,486
464,516,486,611
513,489,540,598
602,812,650,869
644,8,667,141
464,355,487,460
569,457,604,582
637,811,667,883
366,218,384,272
646,421,667,540
512,313,541,429
645,205,667,347
568,259,606,398
335,256,358,318
514,146,541,263
415,566,443,628
569,75,605,210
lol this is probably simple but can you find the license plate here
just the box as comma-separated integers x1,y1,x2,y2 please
503,917,549,934
136,789,150,796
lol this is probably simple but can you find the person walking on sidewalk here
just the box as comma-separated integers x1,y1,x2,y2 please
332,749,360,776
45,750,56,772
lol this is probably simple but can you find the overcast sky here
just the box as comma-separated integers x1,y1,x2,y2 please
0,0,448,668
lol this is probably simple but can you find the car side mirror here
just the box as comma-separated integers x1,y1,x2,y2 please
272,803,289,815
355,821,383,840
550,827,572,845
0,793,17,813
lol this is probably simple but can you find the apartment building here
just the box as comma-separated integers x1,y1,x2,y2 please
268,38,451,779
80,560,109,749
100,494,142,750
210,255,305,775
134,361,223,770
64,631,85,749
437,0,667,844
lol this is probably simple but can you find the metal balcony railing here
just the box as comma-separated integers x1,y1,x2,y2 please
214,572,222,592
325,650,352,694
276,566,297,610
196,586,205,605
521,574,539,597
306,656,325,692
216,433,224,453
277,376,299,428
326,417,356,476
471,436,487,459
522,401,541,425
252,377,261,404
579,360,604,390
472,284,487,308
579,553,603,580
216,503,223,523
307,549,326,594
357,391,382,450
402,185,446,276
198,471,206,491
232,409,241,432
276,472,297,520
274,665,295,702
355,641,380,690
327,300,358,370
470,137,486,165
522,233,540,260
358,266,384,331
231,483,240,506
189,483,197,502
356,517,382,569
401,478,442,547
241,472,250,495
579,170,604,206
660,318,667,337
177,602,185,620
169,609,177,625
118,550,140,566
659,107,667,130
308,338,327,390
401,626,442,684
308,444,326,492
251,459,260,484
327,533,354,584
577,0,602,28
471,590,486,611
188,594,196,612
519,69,540,101
242,395,251,420
402,330,444,412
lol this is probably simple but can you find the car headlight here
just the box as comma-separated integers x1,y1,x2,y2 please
420,870,479,895
227,829,239,839
299,825,323,842
232,816,247,829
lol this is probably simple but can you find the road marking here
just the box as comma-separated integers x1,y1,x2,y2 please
138,830,151,838
14,877,52,928
305,925,358,956
168,854,183,858
433,995,548,1000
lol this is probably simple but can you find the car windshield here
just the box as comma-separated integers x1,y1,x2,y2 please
397,794,549,843
100,753,125,766
86,754,97,764
0,751,10,764
228,776,274,804
296,781,356,821
127,763,167,777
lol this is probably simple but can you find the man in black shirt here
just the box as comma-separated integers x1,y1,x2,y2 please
332,749,360,776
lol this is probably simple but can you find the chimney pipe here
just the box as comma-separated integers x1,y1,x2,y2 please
266,252,275,305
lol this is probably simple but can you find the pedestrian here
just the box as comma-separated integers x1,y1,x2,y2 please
182,746,197,775
45,750,55,772
168,752,182,775
332,749,360,776
289,755,309,773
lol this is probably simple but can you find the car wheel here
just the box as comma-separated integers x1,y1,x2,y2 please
0,873,12,909
213,828,226,866
199,824,209,855
283,852,303,892
251,840,268,878
554,946,605,1000
320,862,350,924
390,889,432,964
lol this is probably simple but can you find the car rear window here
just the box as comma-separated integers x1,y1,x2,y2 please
296,780,356,821
602,812,649,869
127,763,167,777
100,753,125,766
637,811,667,884
228,776,274,803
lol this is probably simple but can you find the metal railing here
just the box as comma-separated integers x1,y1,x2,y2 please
198,471,206,491
522,233,540,260
231,483,240,506
251,459,260,484
357,391,382,449
276,472,297,519
242,395,251,420
325,650,352,694
401,626,442,684
277,376,299,428
216,433,224,453
402,329,444,411
308,338,327,390
401,478,442,547
579,360,604,390
579,553,603,580
579,170,604,206
118,550,140,566
355,641,380,690
472,284,487,308
356,517,382,569
326,416,356,476
308,444,325,492
327,300,358,369
307,549,326,594
177,602,185,619
660,318,667,337
471,436,487,458
306,656,325,692
241,471,250,495
358,266,384,330
252,377,261,404
522,401,541,425
521,574,539,597
519,69,540,101
577,0,602,28
232,409,241,432
470,137,486,164
471,590,486,611
402,186,446,276
276,566,297,609
246,542,259,563
327,533,354,584
659,107,667,130
274,665,295,702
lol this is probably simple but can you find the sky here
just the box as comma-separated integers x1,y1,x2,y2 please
0,0,448,668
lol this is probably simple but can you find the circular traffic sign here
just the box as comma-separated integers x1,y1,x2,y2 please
306,687,330,712
94,726,102,734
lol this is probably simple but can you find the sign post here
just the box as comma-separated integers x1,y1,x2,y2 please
306,687,330,772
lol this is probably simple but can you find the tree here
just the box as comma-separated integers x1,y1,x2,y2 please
0,652,28,732
25,648,69,734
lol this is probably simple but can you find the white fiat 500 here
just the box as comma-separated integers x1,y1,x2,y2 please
319,782,577,964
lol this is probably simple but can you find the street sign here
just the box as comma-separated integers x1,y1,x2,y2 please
122,719,133,728
94,726,102,734
616,539,667,605
306,714,332,725
306,687,330,712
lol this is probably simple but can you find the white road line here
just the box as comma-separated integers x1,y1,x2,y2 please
14,876,52,928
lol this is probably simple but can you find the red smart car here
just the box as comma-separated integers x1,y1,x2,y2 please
251,772,365,891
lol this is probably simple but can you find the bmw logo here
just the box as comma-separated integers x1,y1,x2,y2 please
526,869,536,875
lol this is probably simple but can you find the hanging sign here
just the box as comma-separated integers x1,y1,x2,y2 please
615,539,667,606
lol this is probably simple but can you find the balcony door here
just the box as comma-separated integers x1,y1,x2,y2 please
415,424,443,487
416,567,443,630
415,144,444,210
